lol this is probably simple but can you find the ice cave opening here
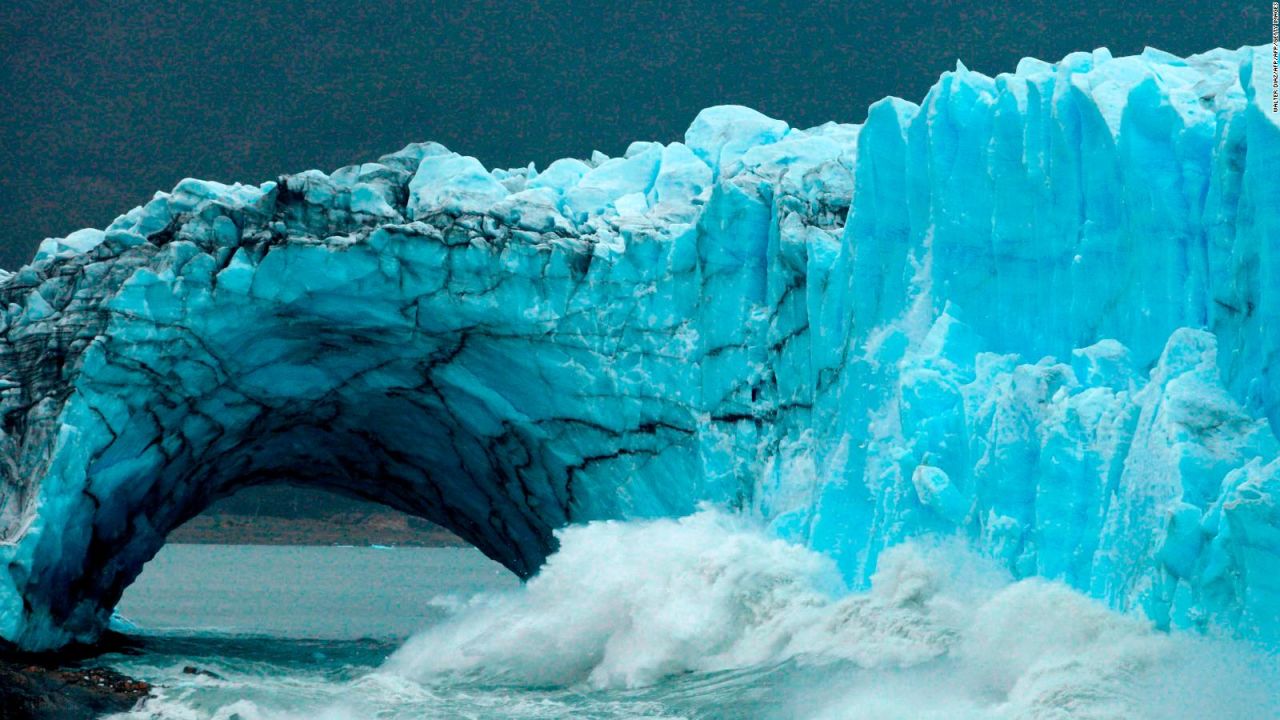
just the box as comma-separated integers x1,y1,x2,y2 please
4,346,599,652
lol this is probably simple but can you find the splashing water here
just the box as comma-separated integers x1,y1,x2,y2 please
107,510,1278,719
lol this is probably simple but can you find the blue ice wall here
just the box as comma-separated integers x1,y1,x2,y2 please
0,45,1276,651
793,46,1280,642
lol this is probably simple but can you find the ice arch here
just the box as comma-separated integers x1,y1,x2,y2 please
0,179,762,649
3,44,1280,651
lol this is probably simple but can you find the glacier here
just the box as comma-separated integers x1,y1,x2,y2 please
0,44,1277,652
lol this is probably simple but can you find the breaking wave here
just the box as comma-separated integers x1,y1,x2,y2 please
386,508,1278,719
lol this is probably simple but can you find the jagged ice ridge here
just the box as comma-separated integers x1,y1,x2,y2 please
0,45,1277,651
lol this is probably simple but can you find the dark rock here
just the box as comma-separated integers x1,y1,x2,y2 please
0,657,150,719
181,664,221,679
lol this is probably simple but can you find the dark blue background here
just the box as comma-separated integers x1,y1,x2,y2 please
0,0,1269,269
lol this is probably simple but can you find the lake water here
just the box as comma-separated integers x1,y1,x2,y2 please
102,513,1279,719
114,545,517,640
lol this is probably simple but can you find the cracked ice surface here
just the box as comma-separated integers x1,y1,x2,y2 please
0,45,1278,651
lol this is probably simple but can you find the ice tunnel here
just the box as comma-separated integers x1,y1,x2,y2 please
3,44,1280,651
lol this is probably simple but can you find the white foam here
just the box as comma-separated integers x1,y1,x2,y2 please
386,509,1279,718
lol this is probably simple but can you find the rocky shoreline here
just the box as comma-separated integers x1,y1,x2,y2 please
166,510,467,547
0,638,150,719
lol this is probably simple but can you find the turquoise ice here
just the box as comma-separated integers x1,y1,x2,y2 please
1,45,1277,651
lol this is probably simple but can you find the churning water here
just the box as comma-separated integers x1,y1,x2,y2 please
104,511,1278,719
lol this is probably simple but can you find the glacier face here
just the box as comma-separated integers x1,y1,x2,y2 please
0,45,1277,651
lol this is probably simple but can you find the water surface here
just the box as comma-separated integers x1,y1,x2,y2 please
116,544,514,639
